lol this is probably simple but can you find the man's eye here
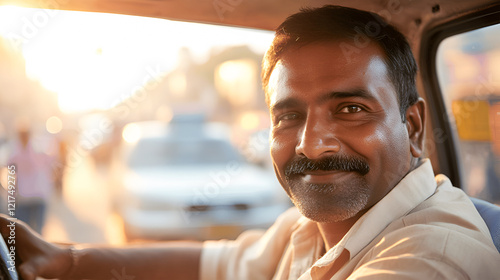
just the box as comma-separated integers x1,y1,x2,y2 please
276,112,300,124
281,113,299,120
339,105,363,113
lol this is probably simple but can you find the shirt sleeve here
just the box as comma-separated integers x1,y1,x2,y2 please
200,207,301,280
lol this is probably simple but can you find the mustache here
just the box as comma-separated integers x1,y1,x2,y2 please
284,155,370,178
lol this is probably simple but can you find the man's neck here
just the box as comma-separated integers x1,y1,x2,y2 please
317,209,369,251
316,158,424,251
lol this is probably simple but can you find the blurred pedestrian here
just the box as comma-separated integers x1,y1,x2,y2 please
52,137,68,197
7,122,54,234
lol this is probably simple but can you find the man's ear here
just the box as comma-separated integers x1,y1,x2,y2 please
405,98,426,158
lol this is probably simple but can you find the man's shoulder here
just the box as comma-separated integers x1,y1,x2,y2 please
365,181,500,277
356,222,500,279
406,175,483,229
401,175,493,240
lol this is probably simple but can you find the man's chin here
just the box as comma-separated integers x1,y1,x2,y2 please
289,183,371,223
296,202,367,223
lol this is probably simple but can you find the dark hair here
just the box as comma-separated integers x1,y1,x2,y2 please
262,5,419,121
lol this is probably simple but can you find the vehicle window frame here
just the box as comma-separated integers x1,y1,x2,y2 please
419,4,500,189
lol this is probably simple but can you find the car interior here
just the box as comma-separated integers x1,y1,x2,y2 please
0,0,499,268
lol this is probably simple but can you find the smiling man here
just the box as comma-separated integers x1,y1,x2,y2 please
264,8,424,239
268,42,413,226
1,5,499,280
200,5,500,279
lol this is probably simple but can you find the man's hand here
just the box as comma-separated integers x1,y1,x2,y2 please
0,214,72,280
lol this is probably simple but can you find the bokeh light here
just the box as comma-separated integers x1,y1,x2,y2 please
46,116,63,134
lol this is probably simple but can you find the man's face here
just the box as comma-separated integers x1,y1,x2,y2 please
268,42,413,223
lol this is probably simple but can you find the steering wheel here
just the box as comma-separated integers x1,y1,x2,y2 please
0,233,20,280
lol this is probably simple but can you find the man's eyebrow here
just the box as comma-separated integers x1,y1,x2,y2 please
318,89,377,104
270,89,377,112
270,98,303,112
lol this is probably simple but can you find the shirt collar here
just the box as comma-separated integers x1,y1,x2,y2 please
314,158,437,267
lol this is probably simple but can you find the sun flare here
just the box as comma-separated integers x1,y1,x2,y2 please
0,5,273,113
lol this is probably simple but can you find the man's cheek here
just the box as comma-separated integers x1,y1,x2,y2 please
270,138,289,162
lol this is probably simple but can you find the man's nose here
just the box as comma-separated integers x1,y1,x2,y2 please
295,117,340,159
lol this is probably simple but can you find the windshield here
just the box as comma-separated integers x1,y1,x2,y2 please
0,5,281,244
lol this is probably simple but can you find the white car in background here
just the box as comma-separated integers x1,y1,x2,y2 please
111,116,291,240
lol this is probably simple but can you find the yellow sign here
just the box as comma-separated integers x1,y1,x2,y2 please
452,100,491,141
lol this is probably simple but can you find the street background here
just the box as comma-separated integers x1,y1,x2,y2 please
42,154,126,245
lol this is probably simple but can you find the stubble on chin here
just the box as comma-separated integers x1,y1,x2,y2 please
288,179,371,223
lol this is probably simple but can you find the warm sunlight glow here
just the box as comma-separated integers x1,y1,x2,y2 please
0,5,31,37
215,59,257,106
156,105,174,122
239,112,260,131
218,60,246,82
0,5,274,113
122,123,142,143
168,73,187,98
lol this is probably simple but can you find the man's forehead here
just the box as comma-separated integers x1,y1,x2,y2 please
267,44,397,109
267,60,286,107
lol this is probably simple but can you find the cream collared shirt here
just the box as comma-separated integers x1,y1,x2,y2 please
200,159,500,279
